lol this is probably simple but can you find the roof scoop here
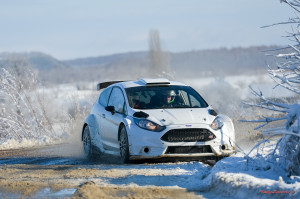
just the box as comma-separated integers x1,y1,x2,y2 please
139,78,170,85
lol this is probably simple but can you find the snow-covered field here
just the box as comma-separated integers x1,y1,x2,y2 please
0,74,299,198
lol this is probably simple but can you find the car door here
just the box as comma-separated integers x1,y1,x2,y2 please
101,86,126,151
93,87,112,148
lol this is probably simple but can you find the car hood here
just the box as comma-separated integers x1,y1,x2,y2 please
141,108,215,126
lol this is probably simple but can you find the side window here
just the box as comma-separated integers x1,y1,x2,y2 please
99,87,112,106
108,87,125,114
189,94,201,108
179,91,191,106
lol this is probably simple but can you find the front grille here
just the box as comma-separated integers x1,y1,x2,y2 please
161,128,215,142
165,145,213,154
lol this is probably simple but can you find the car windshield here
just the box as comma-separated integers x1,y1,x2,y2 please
125,85,208,109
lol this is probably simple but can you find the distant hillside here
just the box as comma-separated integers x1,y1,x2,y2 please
64,46,284,77
0,52,67,70
0,46,289,84
170,46,281,76
65,52,149,68
0,52,73,83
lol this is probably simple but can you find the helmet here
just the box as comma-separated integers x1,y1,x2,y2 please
169,90,176,97
165,90,176,104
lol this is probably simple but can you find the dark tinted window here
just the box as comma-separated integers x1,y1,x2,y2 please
125,85,208,109
99,87,112,106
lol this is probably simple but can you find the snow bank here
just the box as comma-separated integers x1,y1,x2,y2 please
203,154,300,198
0,136,63,150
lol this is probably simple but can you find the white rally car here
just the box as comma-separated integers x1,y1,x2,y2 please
82,78,235,162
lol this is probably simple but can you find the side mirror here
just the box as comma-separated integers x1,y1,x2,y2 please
105,106,115,113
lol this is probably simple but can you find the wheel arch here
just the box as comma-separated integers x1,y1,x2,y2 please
118,122,126,141
82,123,88,141
118,117,132,140
82,114,98,141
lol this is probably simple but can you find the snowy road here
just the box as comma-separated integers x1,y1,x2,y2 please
1,143,299,199
0,144,210,198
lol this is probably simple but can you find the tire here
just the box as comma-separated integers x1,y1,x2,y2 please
215,156,225,162
119,126,130,163
82,126,93,159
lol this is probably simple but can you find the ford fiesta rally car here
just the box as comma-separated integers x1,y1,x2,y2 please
82,78,235,162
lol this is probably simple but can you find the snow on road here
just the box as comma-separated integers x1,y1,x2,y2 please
0,144,299,198
0,145,210,198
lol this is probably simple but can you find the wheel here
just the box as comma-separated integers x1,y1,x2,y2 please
82,126,93,159
119,126,130,163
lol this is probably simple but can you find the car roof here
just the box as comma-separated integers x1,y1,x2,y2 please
115,78,187,89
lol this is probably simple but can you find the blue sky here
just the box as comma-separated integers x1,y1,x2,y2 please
0,0,293,60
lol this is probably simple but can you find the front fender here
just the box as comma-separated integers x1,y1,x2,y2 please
122,117,132,128
121,117,135,146
219,114,235,148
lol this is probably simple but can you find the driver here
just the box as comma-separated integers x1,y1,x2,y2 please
163,90,176,106
131,93,140,108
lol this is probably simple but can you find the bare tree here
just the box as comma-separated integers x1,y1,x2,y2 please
0,60,55,142
148,29,173,79
241,0,300,175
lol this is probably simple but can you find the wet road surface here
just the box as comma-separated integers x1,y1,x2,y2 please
0,144,208,198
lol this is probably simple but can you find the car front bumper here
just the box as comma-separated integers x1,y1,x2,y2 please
126,122,235,160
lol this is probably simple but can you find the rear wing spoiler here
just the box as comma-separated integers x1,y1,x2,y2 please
97,78,171,90
97,81,124,90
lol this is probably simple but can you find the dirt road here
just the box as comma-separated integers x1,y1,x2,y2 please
0,144,208,198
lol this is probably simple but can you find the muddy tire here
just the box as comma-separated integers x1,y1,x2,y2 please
119,126,130,163
83,126,93,159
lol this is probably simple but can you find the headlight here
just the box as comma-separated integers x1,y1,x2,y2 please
134,118,165,132
210,116,224,130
